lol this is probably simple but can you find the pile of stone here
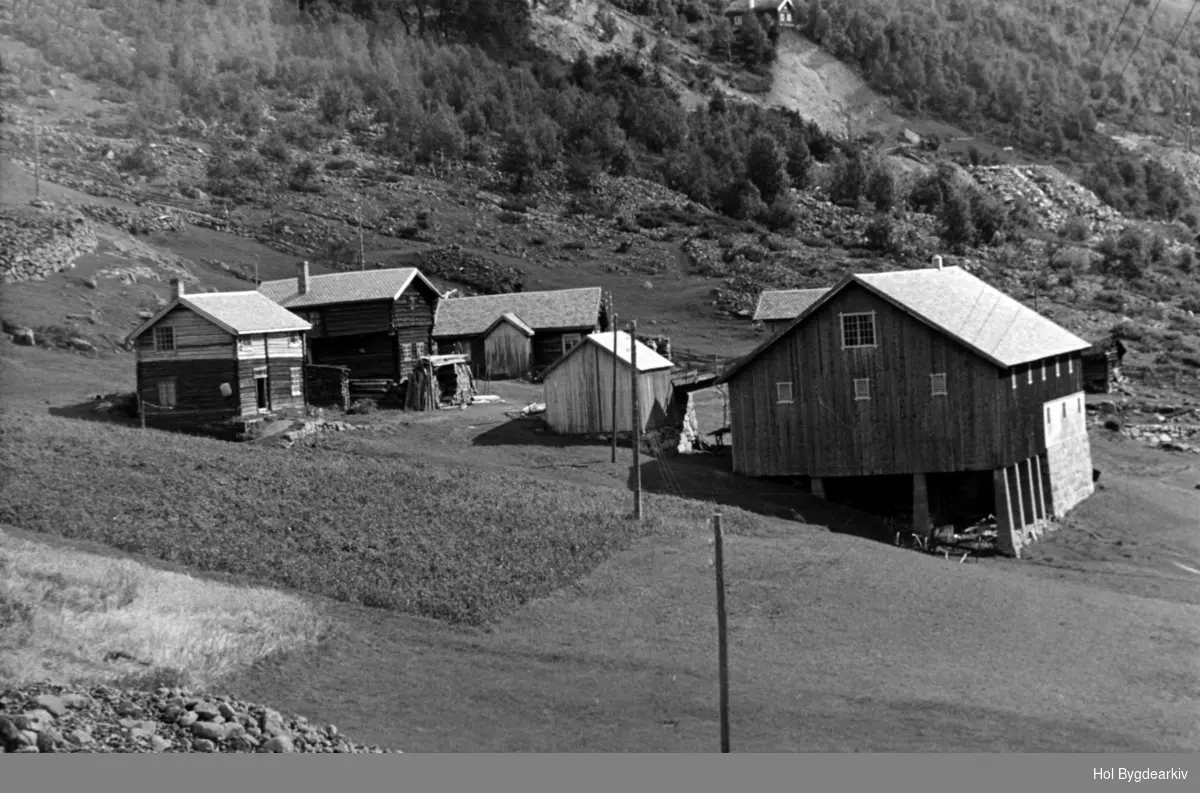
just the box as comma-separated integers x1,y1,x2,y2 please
0,204,98,284
968,165,1126,237
0,683,398,753
1088,400,1200,453
77,203,186,235
281,418,365,445
416,244,525,295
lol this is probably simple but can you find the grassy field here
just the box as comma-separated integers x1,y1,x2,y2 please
0,524,327,689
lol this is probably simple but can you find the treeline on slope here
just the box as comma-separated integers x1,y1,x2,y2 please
10,0,839,227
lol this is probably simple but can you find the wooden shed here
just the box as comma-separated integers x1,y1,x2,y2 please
541,330,675,435
482,313,534,379
1081,336,1127,394
752,287,831,336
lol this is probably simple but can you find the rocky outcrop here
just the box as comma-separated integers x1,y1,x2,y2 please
76,203,186,235
0,683,398,753
968,165,1126,236
0,204,98,284
415,244,525,295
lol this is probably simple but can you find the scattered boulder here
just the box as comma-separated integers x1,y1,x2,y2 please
11,327,34,346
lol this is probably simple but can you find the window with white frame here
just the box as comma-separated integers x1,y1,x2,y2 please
1055,358,1061,378
1011,370,1017,390
562,333,583,355
853,378,871,401
1040,362,1046,381
776,381,793,404
290,367,303,397
156,379,177,408
840,312,877,349
1026,365,1033,385
1068,357,1074,374
238,335,254,352
930,373,948,397
153,326,175,352
287,332,302,348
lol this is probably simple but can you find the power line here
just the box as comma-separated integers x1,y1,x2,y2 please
1099,0,1141,69
1114,0,1167,90
1122,0,1199,136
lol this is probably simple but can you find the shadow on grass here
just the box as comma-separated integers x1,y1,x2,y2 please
48,401,140,427
470,417,616,449
629,454,891,543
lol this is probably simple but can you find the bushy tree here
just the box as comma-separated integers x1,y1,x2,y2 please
500,125,539,193
744,133,790,205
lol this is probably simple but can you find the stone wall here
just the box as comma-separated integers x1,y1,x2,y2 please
0,205,99,284
1045,429,1095,518
76,203,186,235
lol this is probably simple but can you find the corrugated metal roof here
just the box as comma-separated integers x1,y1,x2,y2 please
753,288,831,322
433,287,602,338
484,312,535,337
258,267,435,308
125,290,310,344
855,266,1091,367
541,330,674,381
719,265,1092,383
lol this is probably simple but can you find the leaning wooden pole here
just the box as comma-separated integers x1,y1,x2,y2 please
713,512,730,753
611,303,619,464
33,124,41,201
630,320,642,520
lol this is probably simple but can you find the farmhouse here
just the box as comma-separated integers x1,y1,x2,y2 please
753,287,831,336
258,262,442,381
541,330,676,436
717,260,1096,557
433,286,606,379
125,280,312,425
724,0,797,27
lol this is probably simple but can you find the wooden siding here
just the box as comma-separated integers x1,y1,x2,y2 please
391,281,438,330
322,301,393,338
135,306,234,363
727,283,1085,478
309,333,396,379
136,358,240,420
533,329,593,370
483,321,532,379
294,309,326,338
394,337,429,381
543,343,674,434
235,331,306,361
237,359,307,415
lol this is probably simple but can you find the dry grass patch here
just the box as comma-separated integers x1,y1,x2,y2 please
0,527,327,689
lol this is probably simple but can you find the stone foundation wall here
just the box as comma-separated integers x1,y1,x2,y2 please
0,205,99,283
1046,429,1095,517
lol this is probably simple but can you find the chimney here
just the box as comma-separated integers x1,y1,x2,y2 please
932,254,944,270
297,261,310,295
171,279,184,300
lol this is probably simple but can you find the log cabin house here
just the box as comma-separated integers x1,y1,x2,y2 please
432,286,606,380
725,0,797,27
541,330,676,436
753,287,831,336
1081,335,1127,394
258,263,442,382
125,280,312,426
717,259,1096,557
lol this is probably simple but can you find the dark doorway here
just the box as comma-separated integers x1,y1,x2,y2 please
255,374,269,410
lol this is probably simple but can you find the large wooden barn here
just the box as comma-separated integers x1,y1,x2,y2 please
753,287,830,336
433,287,606,379
717,262,1096,557
541,330,676,435
126,281,312,426
258,263,442,381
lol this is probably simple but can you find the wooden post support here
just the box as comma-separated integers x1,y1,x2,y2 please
611,304,618,464
713,512,730,754
912,472,930,540
810,477,826,500
34,124,40,201
630,320,642,521
138,394,146,430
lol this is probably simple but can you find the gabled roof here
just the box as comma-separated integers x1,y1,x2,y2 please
753,288,831,322
719,265,1092,384
540,330,674,381
483,312,535,338
724,0,790,13
258,267,440,309
125,290,311,344
433,287,603,338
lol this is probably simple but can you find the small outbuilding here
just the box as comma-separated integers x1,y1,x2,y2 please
541,330,675,435
1081,335,1128,394
481,312,535,380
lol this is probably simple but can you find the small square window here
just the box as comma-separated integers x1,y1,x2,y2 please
153,326,175,352
238,336,254,351
853,378,871,401
776,381,793,404
156,379,177,407
287,332,301,347
562,333,582,355
840,312,877,349
930,373,947,397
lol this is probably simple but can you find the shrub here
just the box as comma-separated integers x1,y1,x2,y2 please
864,213,897,252
1178,247,1196,273
865,165,898,212
345,398,377,415
117,144,160,179
1059,216,1091,242
760,195,800,232
287,159,322,193
258,133,291,163
280,117,332,151
324,158,358,172
318,78,364,126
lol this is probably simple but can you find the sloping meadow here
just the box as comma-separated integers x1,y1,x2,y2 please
0,412,751,626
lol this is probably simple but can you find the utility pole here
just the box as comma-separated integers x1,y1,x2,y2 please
630,320,642,520
713,512,730,753
356,203,366,271
33,124,40,201
610,299,618,465
1186,82,1193,154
